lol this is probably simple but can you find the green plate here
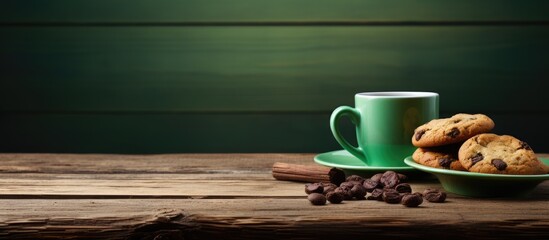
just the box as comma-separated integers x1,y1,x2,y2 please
314,150,424,178
404,156,549,197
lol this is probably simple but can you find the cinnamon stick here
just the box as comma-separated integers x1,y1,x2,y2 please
272,162,345,185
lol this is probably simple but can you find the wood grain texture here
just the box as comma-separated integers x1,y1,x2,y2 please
2,0,549,23
3,153,546,173
0,153,312,174
0,153,548,239
1,199,549,239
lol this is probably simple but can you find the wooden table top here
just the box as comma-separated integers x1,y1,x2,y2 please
1,153,548,239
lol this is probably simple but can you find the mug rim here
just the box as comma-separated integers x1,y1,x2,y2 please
356,91,438,98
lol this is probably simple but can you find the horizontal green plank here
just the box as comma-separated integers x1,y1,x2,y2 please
1,0,549,23
0,113,339,153
1,26,548,112
1,113,547,153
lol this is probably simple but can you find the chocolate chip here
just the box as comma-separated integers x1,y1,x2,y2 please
339,182,356,189
322,183,338,194
304,171,450,207
334,187,353,200
326,191,344,204
308,193,326,205
471,153,484,165
346,175,365,184
382,189,402,204
351,184,367,199
380,171,400,188
370,173,383,182
367,188,385,201
423,189,447,203
328,168,346,186
438,157,454,169
305,183,324,195
415,129,427,141
397,173,408,182
401,193,423,207
394,183,412,194
362,179,380,192
491,159,507,171
446,127,460,138
518,141,532,150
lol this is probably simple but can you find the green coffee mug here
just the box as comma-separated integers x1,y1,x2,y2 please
330,92,439,167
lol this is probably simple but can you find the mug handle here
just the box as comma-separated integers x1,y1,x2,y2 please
330,106,365,161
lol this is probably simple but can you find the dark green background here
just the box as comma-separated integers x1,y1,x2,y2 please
1,0,548,153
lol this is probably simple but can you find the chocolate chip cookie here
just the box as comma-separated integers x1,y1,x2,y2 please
412,144,466,171
412,113,495,147
458,133,548,175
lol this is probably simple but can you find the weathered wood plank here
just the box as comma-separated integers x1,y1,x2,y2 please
0,175,547,199
1,153,547,174
0,173,309,198
0,198,548,239
0,153,310,174
2,0,549,23
0,154,548,239
0,154,547,199
1,27,548,113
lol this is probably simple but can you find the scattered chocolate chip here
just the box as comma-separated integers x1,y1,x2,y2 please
423,189,447,203
401,193,423,207
322,183,338,194
351,184,367,199
308,193,326,205
415,129,427,141
453,119,461,123
367,188,385,201
326,191,344,204
305,183,324,195
340,182,356,189
470,153,484,165
397,173,408,182
346,175,365,184
380,171,400,188
446,127,460,138
394,183,412,194
382,189,402,204
491,159,507,171
518,141,532,150
334,187,353,200
438,157,454,169
370,173,383,182
362,179,380,192
304,171,448,207
328,168,346,186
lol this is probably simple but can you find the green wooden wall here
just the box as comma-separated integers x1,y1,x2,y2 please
1,0,548,153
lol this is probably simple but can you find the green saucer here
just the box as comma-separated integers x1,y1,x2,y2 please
404,156,549,198
314,150,423,178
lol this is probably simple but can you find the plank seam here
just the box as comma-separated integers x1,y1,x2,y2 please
2,21,549,27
